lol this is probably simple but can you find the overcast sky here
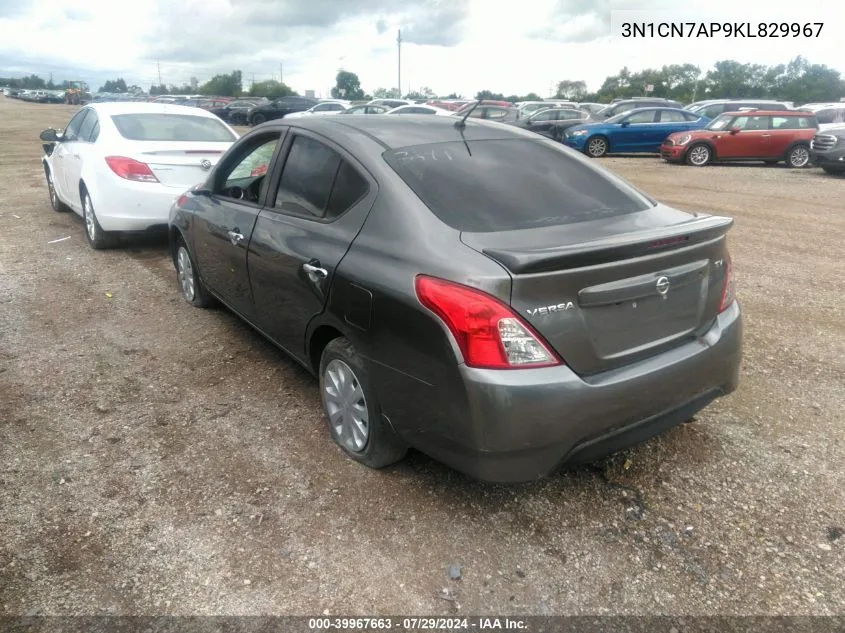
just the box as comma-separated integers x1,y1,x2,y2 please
0,0,841,97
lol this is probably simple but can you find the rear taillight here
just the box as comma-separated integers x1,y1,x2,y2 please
415,275,562,370
105,156,159,183
719,253,736,312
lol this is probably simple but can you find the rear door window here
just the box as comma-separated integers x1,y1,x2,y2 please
383,139,651,233
658,110,687,122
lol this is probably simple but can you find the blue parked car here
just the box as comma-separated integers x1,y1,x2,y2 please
564,107,710,157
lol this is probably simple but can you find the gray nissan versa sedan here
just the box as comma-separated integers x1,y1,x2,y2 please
168,114,742,483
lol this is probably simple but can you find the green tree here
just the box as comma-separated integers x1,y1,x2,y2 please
475,90,505,100
98,78,128,93
331,70,365,100
372,87,400,98
555,80,587,100
248,80,297,99
149,84,168,95
199,71,242,97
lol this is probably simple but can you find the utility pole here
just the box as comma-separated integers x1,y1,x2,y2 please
280,63,283,85
397,29,402,98
251,73,255,89
157,60,162,87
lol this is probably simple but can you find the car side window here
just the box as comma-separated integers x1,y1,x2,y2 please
63,109,89,141
532,110,556,121
772,116,799,130
487,109,508,120
77,110,98,142
683,111,700,121
744,115,769,131
659,110,687,123
88,120,100,142
275,135,342,218
325,161,369,220
702,105,724,119
216,134,281,201
626,110,656,124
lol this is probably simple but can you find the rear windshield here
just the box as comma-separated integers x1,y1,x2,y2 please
111,114,236,142
383,139,652,232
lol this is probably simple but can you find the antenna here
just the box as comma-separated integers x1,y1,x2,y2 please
454,99,482,129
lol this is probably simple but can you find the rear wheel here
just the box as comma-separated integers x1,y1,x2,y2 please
585,136,608,158
250,113,266,126
82,191,117,250
319,338,407,469
786,145,810,168
46,170,68,212
686,143,712,166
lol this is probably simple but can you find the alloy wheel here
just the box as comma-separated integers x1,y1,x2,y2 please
587,137,607,157
789,146,809,168
322,359,369,453
84,194,97,241
177,246,195,302
47,173,58,207
688,145,710,166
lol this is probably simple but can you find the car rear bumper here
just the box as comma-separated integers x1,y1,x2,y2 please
405,301,742,483
91,174,190,232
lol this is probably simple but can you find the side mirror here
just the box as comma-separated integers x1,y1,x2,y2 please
729,127,741,135
40,128,60,142
192,186,212,197
620,120,631,127
525,120,533,126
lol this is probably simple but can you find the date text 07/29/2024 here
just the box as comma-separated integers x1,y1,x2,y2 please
619,22,824,38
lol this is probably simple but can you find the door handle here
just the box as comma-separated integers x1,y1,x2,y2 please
227,229,244,245
302,262,328,279
761,134,771,137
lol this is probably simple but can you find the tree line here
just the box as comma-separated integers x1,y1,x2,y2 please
4,56,842,104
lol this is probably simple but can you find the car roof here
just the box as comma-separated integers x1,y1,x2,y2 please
86,102,220,118
267,115,537,149
720,109,810,116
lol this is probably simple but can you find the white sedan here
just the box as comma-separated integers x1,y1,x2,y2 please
386,104,454,116
41,102,238,249
284,101,349,118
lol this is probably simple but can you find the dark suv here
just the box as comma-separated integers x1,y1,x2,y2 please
247,96,319,126
810,127,845,175
595,98,684,119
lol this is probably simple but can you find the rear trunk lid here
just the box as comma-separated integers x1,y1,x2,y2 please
461,207,733,375
123,142,231,189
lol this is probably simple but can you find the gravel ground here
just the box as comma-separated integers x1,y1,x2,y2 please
0,97,843,616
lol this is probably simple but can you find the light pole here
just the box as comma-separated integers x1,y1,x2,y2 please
397,29,402,98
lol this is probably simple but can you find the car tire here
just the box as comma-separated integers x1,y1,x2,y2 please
175,238,214,308
786,145,810,168
82,190,117,250
250,113,266,126
585,136,608,158
686,143,712,166
319,337,407,470
46,169,68,212
822,167,845,176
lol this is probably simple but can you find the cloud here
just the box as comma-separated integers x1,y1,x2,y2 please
375,17,388,34
0,0,33,19
400,0,470,46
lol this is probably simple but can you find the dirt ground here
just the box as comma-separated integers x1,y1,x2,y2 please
0,96,843,617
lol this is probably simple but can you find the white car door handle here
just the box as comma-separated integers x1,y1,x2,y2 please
302,262,328,278
227,230,244,245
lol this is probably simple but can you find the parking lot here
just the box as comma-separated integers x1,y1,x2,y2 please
0,95,843,615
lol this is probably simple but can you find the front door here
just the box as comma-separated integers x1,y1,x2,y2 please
52,108,91,210
612,109,658,151
247,132,377,362
716,114,771,158
191,130,285,319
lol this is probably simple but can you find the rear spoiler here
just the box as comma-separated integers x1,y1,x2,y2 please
482,215,734,274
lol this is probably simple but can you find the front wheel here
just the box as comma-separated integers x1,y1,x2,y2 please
786,145,810,168
319,338,407,469
250,113,266,126
686,143,712,166
82,191,116,250
585,136,608,158
175,240,214,308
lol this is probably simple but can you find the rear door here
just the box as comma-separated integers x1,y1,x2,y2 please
247,131,376,361
190,130,286,318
